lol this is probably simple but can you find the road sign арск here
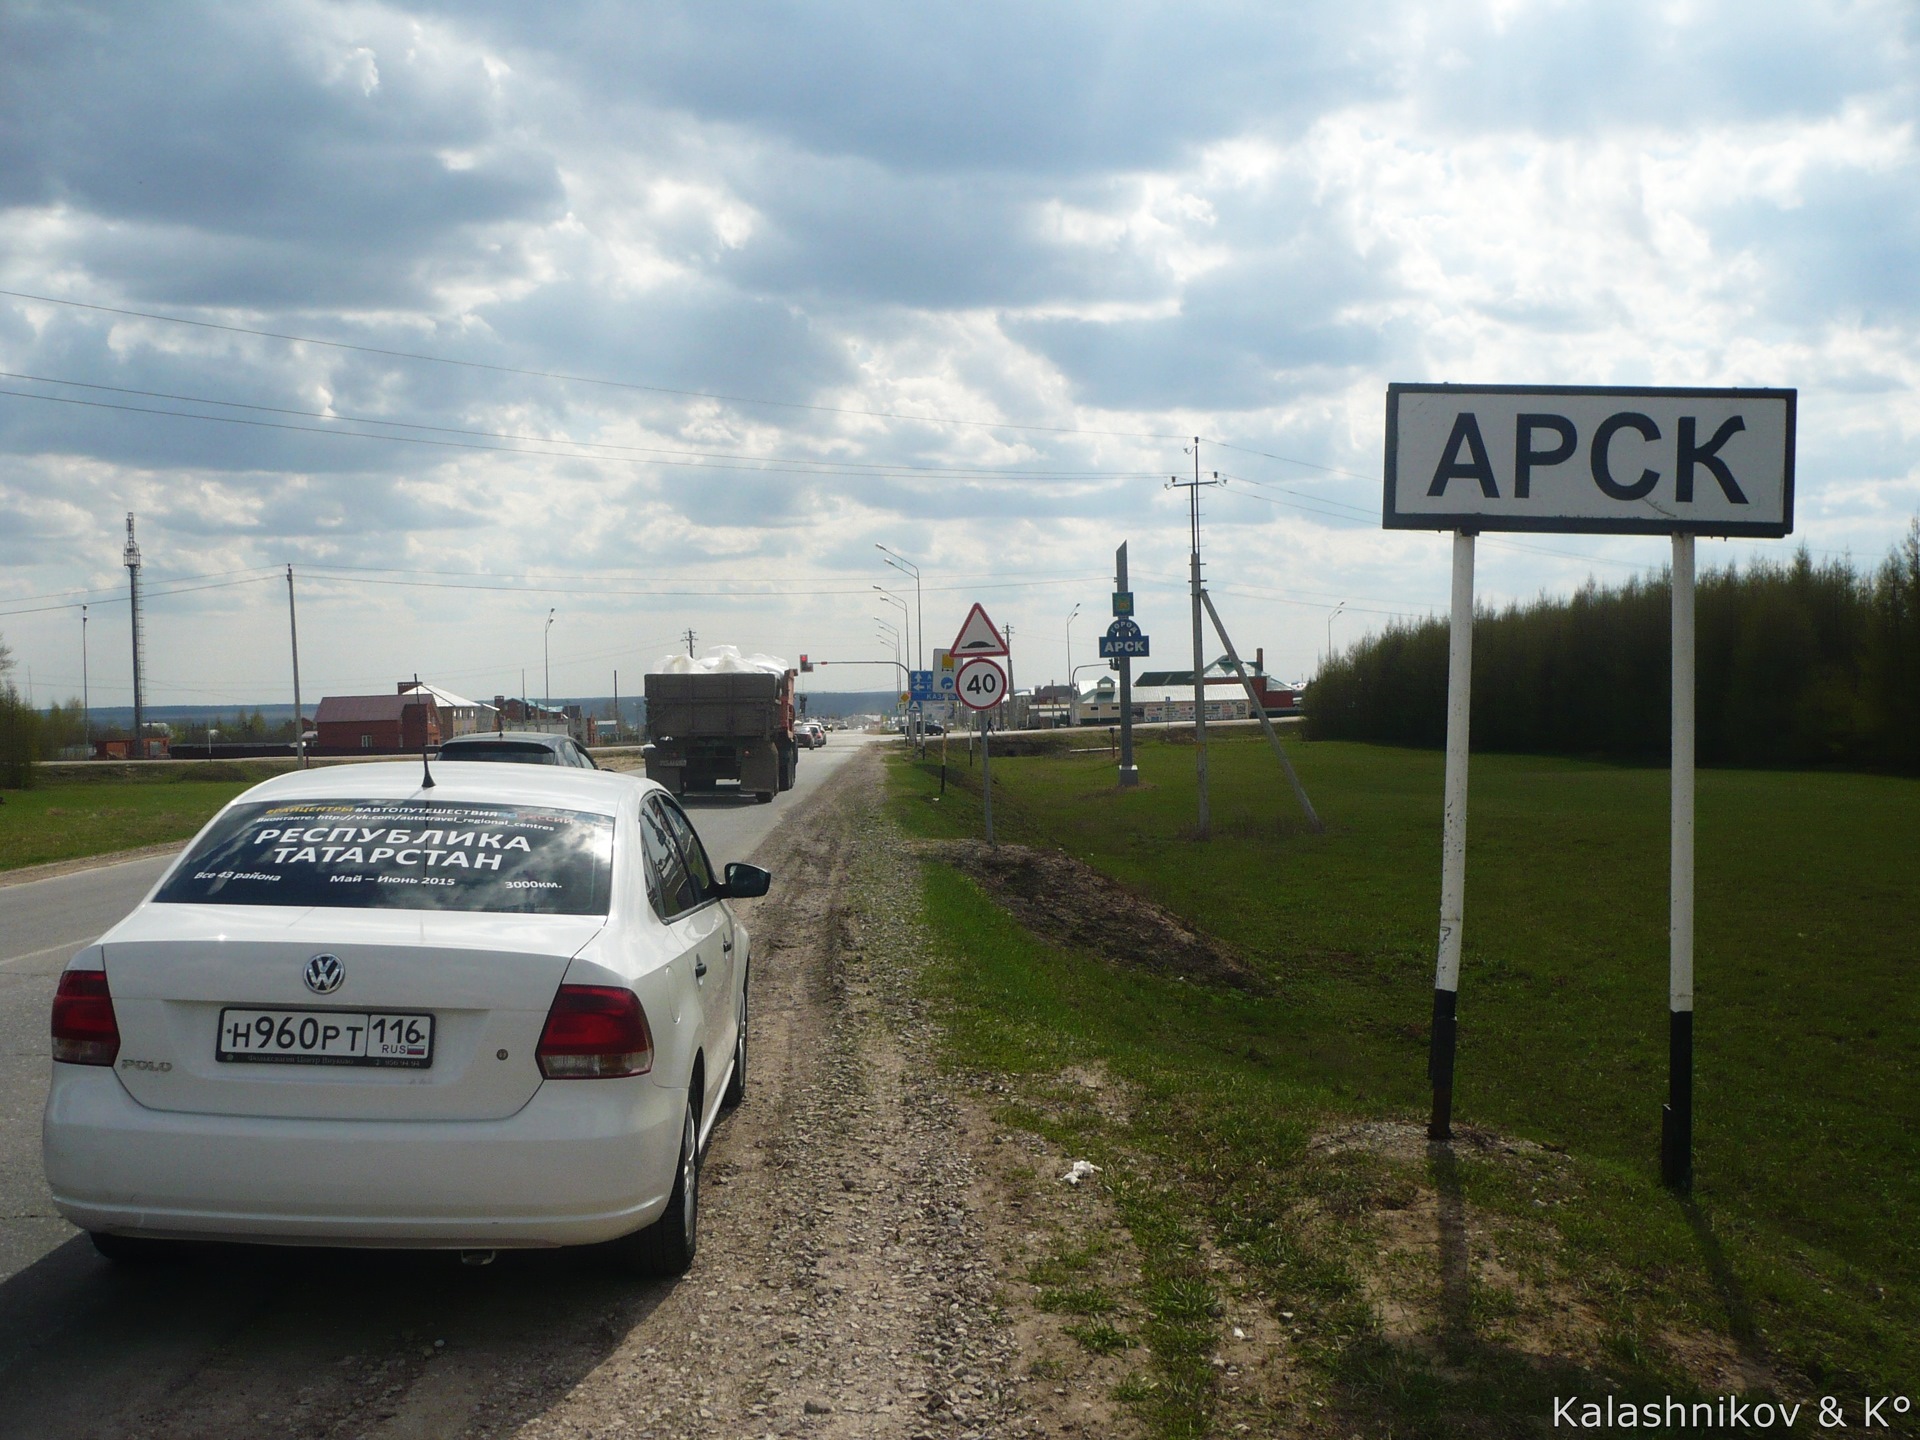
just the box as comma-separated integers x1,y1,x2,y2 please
1385,385,1795,537
1099,616,1149,659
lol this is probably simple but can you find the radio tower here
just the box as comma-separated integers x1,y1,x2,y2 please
124,514,146,758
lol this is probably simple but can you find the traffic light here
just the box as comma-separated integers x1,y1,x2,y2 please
800,654,813,672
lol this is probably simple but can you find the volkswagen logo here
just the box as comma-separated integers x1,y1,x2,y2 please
303,954,345,995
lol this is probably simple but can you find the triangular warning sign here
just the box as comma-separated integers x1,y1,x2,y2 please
950,602,1007,656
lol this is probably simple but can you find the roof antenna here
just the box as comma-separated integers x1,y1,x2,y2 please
415,673,436,789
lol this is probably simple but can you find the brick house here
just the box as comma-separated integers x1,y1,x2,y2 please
312,693,442,754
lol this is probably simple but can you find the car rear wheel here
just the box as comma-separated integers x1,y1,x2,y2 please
616,1099,699,1276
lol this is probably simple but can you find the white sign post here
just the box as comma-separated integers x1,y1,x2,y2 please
956,655,1006,843
952,605,1011,847
1386,384,1795,1191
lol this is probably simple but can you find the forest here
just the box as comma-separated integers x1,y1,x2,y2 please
1306,520,1920,772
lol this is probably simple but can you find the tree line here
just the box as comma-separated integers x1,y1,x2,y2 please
1305,520,1920,773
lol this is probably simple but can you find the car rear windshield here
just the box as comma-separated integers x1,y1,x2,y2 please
153,799,614,914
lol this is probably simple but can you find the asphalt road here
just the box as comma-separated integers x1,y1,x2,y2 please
0,735,871,1439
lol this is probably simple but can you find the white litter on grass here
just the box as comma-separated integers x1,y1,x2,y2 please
1061,1160,1102,1186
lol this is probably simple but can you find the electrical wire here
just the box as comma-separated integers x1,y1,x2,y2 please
0,288,1190,442
0,369,1161,480
0,571,281,618
0,386,1162,484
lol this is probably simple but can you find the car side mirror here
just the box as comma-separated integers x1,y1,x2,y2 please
720,862,771,899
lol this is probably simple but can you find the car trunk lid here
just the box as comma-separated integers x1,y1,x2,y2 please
102,906,601,1121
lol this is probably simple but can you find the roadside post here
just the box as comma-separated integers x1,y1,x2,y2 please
1109,543,1142,787
1385,383,1796,1186
934,648,957,794
951,604,1010,845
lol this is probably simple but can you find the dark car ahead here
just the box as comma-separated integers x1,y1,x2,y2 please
438,731,598,769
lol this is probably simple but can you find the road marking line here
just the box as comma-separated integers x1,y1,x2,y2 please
0,940,95,973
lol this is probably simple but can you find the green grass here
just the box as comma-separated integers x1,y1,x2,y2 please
0,764,272,870
893,735,1919,1434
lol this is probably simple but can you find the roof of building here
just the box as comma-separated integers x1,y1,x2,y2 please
398,680,489,711
314,693,436,725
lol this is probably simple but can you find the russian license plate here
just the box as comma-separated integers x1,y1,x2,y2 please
216,1008,434,1068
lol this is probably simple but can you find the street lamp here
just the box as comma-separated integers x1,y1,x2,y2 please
544,607,556,712
875,545,922,671
873,584,910,651
875,617,901,665
1065,602,1082,686
1326,601,1347,662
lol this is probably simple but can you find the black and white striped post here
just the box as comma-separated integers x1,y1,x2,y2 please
1664,533,1697,1191
1429,529,1475,1141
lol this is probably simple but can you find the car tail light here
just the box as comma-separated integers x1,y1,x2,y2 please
52,969,120,1066
536,984,653,1079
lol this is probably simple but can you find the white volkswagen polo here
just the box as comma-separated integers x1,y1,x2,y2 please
41,760,766,1275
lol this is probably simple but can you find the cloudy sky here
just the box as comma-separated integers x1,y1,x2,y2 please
2,0,1916,711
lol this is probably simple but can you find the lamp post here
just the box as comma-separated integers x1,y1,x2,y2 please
544,608,556,714
875,545,922,670
1326,600,1347,662
873,585,909,647
1065,602,1082,689
1068,660,1109,728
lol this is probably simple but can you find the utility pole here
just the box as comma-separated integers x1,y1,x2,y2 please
123,514,145,759
612,670,619,743
1003,625,1016,729
287,565,306,768
1168,441,1222,838
81,604,90,757
683,628,697,657
1116,543,1138,786
545,608,556,710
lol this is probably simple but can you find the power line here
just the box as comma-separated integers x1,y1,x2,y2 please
295,568,1109,600
0,386,1164,484
0,288,1190,442
0,571,280,618
1209,440,1379,483
0,369,1161,480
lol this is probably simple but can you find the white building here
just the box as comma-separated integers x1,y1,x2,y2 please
396,680,497,737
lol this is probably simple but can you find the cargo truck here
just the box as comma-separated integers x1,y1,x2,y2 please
643,666,799,802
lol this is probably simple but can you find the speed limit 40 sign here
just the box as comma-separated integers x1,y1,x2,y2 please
955,657,1006,711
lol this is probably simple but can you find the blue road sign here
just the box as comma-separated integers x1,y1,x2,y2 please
1099,618,1149,659
909,670,935,700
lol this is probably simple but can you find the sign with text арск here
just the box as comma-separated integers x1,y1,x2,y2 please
1385,385,1796,537
1099,617,1149,659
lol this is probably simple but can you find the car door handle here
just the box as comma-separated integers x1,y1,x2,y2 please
694,956,709,978
722,937,734,955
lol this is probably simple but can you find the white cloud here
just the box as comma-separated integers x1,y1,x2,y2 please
1,0,1916,705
